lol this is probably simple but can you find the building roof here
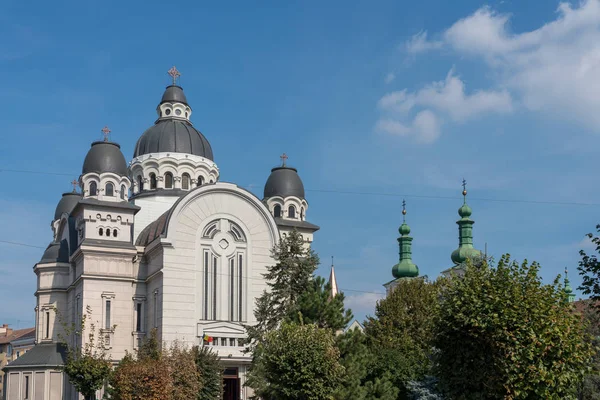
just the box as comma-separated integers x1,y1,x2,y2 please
273,217,320,232
0,327,35,345
3,343,67,370
54,192,82,220
82,141,129,177
160,85,188,105
263,165,305,199
39,240,69,264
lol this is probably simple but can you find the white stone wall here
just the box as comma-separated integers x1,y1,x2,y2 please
132,195,180,243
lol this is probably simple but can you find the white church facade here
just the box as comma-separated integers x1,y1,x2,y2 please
2,67,319,400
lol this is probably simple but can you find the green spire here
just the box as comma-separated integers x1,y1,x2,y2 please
392,200,419,279
564,267,575,303
451,180,482,265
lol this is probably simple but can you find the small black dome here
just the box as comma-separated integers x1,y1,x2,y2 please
161,85,188,105
264,166,305,199
39,240,69,264
133,120,213,160
82,141,128,177
54,192,82,220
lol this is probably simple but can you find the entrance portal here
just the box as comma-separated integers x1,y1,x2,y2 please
223,367,240,400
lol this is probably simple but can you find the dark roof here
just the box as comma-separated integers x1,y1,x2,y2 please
79,238,137,250
54,192,82,220
75,197,141,212
0,328,35,345
264,166,305,199
161,85,188,105
4,343,67,370
274,217,320,232
133,119,213,160
82,141,129,177
39,240,69,264
136,209,171,246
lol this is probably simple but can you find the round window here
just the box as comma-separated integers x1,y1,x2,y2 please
175,109,182,116
165,109,171,115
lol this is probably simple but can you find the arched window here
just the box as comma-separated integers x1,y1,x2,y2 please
197,176,204,187
165,172,173,189
288,206,296,219
150,173,157,189
99,228,103,236
182,173,190,190
137,176,144,191
274,204,282,218
113,229,118,237
301,207,304,220
89,181,97,196
106,229,110,237
209,179,214,184
120,185,126,200
105,183,114,196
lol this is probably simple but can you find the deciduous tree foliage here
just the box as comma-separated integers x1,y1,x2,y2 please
364,277,440,397
578,225,600,305
192,345,223,400
435,255,594,399
248,322,344,400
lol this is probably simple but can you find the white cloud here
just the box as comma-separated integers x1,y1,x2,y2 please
384,72,396,84
344,292,385,317
376,70,511,143
406,0,600,130
406,31,443,54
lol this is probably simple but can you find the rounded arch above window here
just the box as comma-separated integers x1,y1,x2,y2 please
165,172,173,189
274,204,282,218
288,205,296,219
182,173,190,190
150,173,157,189
89,181,98,196
137,176,144,191
105,182,114,196
197,176,204,187
120,185,126,200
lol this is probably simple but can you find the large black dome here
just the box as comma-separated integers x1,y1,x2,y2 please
39,240,69,264
264,166,305,199
82,141,128,177
133,119,213,159
54,192,82,220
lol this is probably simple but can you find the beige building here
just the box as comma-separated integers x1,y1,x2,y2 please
3,68,319,400
0,326,35,399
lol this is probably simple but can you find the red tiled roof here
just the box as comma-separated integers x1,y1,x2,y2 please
0,327,35,345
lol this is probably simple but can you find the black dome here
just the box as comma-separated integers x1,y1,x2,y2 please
39,240,69,264
54,192,82,220
264,166,305,199
161,85,188,105
82,141,128,177
133,120,214,160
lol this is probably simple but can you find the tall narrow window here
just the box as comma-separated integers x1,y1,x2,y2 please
150,173,157,189
45,311,50,339
230,258,235,321
239,254,243,321
24,375,30,399
288,205,296,219
301,207,304,220
120,185,126,200
204,252,209,320
165,172,173,189
136,303,142,332
153,291,158,328
213,256,217,319
89,181,97,196
182,173,190,190
197,176,204,187
274,204,281,218
105,183,114,196
105,300,111,330
137,176,144,191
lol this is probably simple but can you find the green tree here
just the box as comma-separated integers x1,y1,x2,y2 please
192,345,223,400
247,322,344,400
578,301,600,399
578,226,600,305
58,306,113,400
435,255,594,399
287,276,353,332
364,277,439,398
246,229,319,345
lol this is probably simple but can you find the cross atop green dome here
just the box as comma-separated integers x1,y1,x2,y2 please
451,180,482,265
392,200,419,279
564,267,575,303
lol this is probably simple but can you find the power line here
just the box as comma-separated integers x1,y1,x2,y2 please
0,240,46,249
1,167,598,207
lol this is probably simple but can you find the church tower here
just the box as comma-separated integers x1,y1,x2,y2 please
262,153,319,243
384,200,419,295
564,268,576,303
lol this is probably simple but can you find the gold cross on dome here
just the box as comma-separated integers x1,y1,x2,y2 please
280,153,288,166
101,126,111,142
71,179,78,193
168,66,181,85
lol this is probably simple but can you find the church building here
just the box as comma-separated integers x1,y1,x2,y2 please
2,67,319,400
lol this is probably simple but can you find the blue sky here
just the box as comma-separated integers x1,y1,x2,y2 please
2,0,600,327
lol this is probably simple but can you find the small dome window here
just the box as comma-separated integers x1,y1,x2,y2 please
182,173,190,190
150,173,157,189
113,229,118,237
209,179,214,184
137,176,144,191
185,112,188,118
105,183,114,196
175,109,182,116
99,228,103,236
89,181,97,196
197,176,204,187
165,109,171,116
288,206,296,219
120,185,126,200
165,172,173,189
301,207,304,220
274,205,282,218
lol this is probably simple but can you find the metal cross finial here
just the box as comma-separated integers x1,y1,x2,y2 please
101,126,111,142
71,179,78,193
331,256,334,267
565,267,568,277
168,66,181,85
402,199,407,220
280,153,288,166
462,178,468,199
